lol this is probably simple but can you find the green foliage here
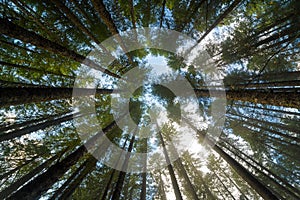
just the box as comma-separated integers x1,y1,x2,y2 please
0,0,299,199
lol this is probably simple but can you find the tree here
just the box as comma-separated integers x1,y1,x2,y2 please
0,0,299,199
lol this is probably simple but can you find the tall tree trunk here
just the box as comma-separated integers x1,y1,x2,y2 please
252,13,294,38
50,158,89,200
219,140,299,199
212,170,236,200
183,118,279,200
50,0,101,45
0,60,74,78
225,117,300,160
253,26,298,48
6,119,117,200
159,0,166,28
158,172,167,200
0,110,70,133
0,87,113,107
58,157,98,199
0,154,39,181
0,79,41,88
218,166,250,200
158,131,183,200
187,159,215,200
0,151,65,199
111,133,136,200
0,39,36,53
0,112,87,142
100,137,129,200
10,0,58,43
90,0,134,65
194,0,242,45
220,139,300,199
194,88,300,109
227,111,300,142
0,18,120,79
227,79,300,89
226,114,300,145
140,139,147,200
232,101,300,117
163,132,199,200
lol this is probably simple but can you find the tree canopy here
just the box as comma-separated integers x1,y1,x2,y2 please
0,0,299,199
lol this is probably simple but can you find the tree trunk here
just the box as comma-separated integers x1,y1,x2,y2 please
228,111,300,142
0,79,41,88
0,112,86,142
163,133,199,200
187,159,215,200
183,118,279,200
0,60,74,78
226,117,300,160
58,157,97,199
226,114,300,145
195,0,242,44
232,101,300,117
0,152,63,199
219,140,300,199
111,133,136,200
0,154,39,181
218,166,250,200
158,172,167,200
0,18,120,79
6,119,117,200
212,170,236,200
50,0,108,51
0,110,70,133
158,131,183,200
194,88,300,109
159,0,166,28
90,0,134,65
50,158,88,200
140,139,147,200
100,137,129,200
253,26,298,48
220,139,300,199
0,87,113,107
0,39,36,53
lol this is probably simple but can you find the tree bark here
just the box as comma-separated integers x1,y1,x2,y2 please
58,156,97,199
0,60,74,78
140,139,147,200
6,119,117,200
0,18,120,79
0,87,114,107
50,0,101,44
194,88,300,109
111,133,136,200
158,131,183,200
220,139,300,199
49,158,88,200
0,111,70,133
163,132,199,200
100,137,129,200
90,0,134,65
0,152,63,199
0,112,86,142
183,118,279,200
